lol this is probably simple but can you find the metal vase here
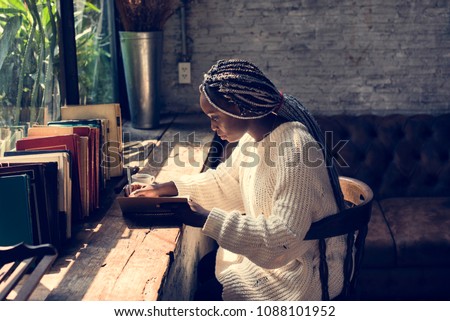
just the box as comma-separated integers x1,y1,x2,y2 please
119,31,163,129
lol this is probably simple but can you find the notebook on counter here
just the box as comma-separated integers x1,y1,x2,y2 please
117,196,189,218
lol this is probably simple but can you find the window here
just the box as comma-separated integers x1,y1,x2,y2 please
0,0,118,155
0,0,60,126
73,0,117,105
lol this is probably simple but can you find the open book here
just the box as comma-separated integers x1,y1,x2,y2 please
117,195,189,218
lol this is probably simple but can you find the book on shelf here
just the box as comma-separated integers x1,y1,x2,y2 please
15,134,84,221
60,104,123,178
0,163,60,248
2,151,72,239
28,125,95,215
48,119,108,189
0,174,34,246
0,125,25,153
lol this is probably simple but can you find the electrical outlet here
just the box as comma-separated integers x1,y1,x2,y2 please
178,62,191,84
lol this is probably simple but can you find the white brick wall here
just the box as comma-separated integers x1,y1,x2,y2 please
158,0,450,115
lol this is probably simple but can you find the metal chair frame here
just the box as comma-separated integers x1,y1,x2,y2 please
0,242,58,301
304,176,373,300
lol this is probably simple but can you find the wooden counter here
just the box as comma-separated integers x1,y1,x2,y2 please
29,113,216,301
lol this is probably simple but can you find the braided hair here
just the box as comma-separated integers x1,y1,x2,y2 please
199,59,283,119
200,59,345,211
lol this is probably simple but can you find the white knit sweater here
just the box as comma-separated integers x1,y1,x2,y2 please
173,122,346,300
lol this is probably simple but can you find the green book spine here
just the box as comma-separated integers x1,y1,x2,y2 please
0,174,33,246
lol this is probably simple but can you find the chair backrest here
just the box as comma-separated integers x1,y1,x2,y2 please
304,176,373,300
0,242,58,301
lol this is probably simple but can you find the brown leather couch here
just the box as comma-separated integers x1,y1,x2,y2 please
315,114,450,300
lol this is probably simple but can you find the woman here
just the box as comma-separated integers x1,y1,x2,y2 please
130,59,347,300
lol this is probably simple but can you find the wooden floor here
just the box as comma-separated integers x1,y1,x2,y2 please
24,112,216,301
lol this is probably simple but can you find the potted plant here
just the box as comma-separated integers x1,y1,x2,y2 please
115,0,180,129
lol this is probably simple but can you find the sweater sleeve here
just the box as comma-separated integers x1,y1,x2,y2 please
202,126,338,269
172,136,247,212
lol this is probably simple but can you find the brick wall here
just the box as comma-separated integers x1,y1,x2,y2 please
159,0,450,115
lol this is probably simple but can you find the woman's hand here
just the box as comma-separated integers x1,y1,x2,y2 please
178,199,210,228
188,199,209,216
127,181,179,198
128,183,159,197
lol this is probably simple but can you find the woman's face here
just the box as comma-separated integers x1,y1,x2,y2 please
199,91,249,143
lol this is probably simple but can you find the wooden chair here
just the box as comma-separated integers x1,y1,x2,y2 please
0,242,58,301
304,176,373,300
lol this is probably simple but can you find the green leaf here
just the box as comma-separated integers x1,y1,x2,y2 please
84,2,101,13
41,5,50,26
0,15,21,71
0,61,14,93
0,0,26,12
0,8,24,15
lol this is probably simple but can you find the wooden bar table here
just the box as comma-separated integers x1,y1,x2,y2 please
30,113,216,301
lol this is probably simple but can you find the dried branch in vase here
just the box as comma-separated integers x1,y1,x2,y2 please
115,0,180,32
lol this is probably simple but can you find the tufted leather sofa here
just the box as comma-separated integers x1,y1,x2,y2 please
315,114,450,300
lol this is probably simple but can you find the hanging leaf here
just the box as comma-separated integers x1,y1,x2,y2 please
0,0,26,12
84,2,101,13
0,8,24,15
0,15,21,71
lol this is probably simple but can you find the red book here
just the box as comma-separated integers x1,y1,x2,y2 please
16,134,83,221
27,126,94,217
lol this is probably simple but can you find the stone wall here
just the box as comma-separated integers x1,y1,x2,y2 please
159,0,450,115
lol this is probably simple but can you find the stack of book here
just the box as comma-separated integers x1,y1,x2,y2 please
0,104,123,248
0,125,25,156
